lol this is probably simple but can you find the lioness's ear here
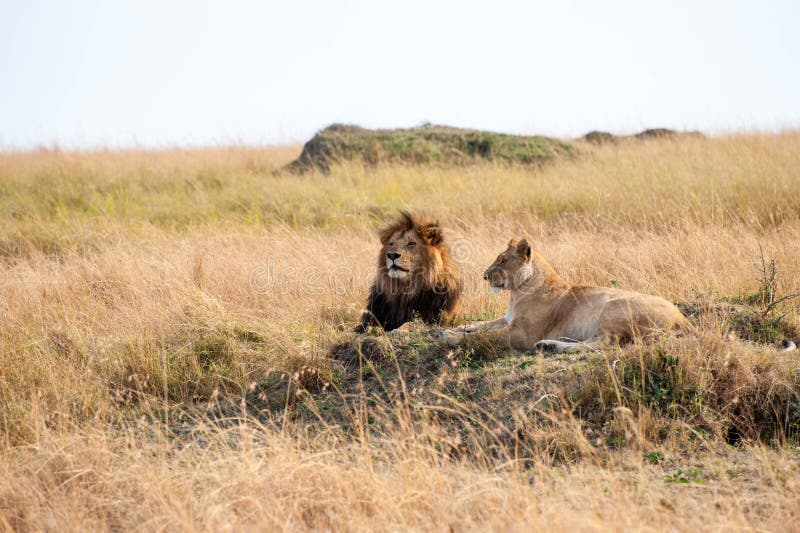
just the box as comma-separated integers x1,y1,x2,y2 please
507,239,517,248
419,222,443,246
515,238,531,261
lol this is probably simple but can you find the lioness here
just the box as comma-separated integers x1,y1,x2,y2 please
440,238,692,352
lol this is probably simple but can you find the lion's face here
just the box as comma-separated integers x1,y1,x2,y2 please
377,212,447,287
483,239,532,292
383,228,427,280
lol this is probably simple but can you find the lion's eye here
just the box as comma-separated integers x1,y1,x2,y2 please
406,242,416,248
499,259,505,265
388,242,394,246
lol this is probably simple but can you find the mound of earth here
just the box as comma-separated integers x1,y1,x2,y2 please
237,300,798,459
280,124,577,174
583,128,705,145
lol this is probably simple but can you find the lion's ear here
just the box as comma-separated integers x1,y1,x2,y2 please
419,222,443,246
515,239,531,261
507,239,517,249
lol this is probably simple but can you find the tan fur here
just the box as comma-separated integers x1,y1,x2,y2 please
356,211,461,332
441,238,692,352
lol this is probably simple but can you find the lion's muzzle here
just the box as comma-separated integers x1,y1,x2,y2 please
387,260,409,279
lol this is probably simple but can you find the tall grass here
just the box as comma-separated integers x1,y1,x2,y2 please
1,133,799,530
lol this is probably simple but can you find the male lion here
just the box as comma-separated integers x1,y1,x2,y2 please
356,211,461,332
440,238,692,352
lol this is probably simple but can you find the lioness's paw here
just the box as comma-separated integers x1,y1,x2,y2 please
534,340,560,353
439,328,464,346
535,339,586,354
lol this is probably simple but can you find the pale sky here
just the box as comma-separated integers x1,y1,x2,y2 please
1,0,799,149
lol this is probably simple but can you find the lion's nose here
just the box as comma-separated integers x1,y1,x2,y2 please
387,252,400,261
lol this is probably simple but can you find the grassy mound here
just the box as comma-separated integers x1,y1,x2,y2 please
280,124,577,174
243,300,799,463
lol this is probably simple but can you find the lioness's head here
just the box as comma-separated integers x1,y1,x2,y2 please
483,238,533,293
378,211,446,284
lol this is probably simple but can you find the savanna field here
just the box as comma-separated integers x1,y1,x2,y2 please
1,133,800,530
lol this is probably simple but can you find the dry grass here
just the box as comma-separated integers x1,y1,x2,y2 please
1,133,799,530
2,422,798,531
